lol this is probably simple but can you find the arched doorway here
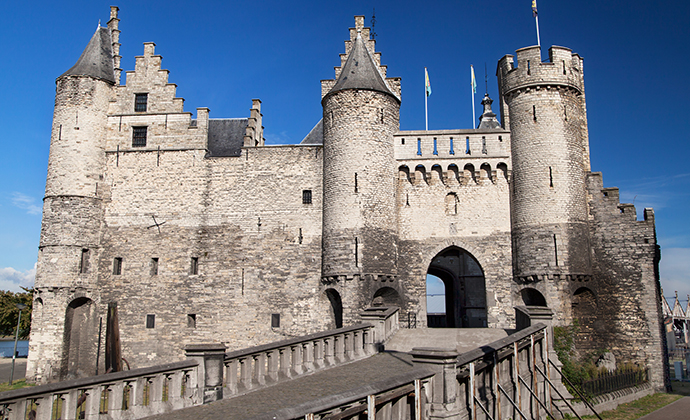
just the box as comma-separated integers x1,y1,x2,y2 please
325,289,343,329
61,297,97,380
426,247,487,328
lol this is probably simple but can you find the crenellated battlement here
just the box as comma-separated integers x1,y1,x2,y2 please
498,45,584,97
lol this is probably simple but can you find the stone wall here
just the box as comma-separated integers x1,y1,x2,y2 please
585,172,665,389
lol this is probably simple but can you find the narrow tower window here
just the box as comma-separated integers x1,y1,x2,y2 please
187,314,196,328
132,127,147,147
433,138,438,155
527,60,531,75
401,138,405,145
150,258,159,276
271,313,280,328
190,257,199,275
354,237,359,267
465,137,471,155
146,314,155,329
113,258,122,275
417,138,422,156
79,249,89,274
135,93,148,112
533,105,537,122
449,137,455,155
481,136,487,154
302,189,312,204
553,234,559,266
354,173,358,193
549,166,554,188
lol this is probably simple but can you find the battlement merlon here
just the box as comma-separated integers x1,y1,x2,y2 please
497,45,585,97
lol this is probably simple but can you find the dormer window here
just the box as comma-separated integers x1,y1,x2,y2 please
135,93,148,112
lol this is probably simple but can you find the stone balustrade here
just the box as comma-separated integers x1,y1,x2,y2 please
224,323,376,396
0,360,200,420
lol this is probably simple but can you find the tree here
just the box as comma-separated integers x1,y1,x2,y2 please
0,288,33,338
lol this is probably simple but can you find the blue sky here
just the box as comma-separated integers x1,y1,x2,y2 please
1,1,688,310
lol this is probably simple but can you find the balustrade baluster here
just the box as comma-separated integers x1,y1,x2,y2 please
303,341,316,372
324,338,335,366
353,330,364,358
254,353,267,386
225,360,239,394
292,345,304,376
239,357,253,390
33,395,51,420
267,350,280,382
335,334,346,364
314,339,326,369
279,347,292,379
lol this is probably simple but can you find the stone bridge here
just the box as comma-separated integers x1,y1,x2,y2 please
0,307,647,419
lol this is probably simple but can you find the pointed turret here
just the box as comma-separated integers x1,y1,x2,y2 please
60,26,115,83
477,93,501,129
325,33,396,101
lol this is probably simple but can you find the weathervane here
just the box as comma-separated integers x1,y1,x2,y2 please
370,9,377,40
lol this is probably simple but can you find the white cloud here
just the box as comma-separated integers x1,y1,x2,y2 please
660,247,690,307
11,192,42,215
0,264,35,292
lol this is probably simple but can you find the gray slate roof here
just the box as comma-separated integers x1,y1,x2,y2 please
60,27,115,83
207,119,248,157
300,119,324,145
325,34,396,101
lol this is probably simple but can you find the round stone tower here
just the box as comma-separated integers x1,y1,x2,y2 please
497,45,591,322
321,17,401,319
28,16,119,383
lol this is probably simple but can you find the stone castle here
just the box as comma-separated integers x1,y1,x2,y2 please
26,7,666,388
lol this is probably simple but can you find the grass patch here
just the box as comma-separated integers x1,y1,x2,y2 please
0,380,33,393
579,393,681,420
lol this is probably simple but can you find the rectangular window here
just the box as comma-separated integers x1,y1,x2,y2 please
465,137,471,155
433,138,438,155
135,93,148,112
449,137,455,155
132,127,147,147
271,313,280,328
150,258,159,276
416,138,422,156
187,314,196,328
482,136,487,154
79,249,89,274
190,257,198,275
146,314,155,329
113,258,122,275
302,189,312,204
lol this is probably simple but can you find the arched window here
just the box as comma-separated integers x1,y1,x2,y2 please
445,193,458,215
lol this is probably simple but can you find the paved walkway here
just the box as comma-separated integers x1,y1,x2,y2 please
144,352,421,420
640,396,690,420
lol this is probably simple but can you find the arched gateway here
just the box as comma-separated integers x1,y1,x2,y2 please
427,247,487,328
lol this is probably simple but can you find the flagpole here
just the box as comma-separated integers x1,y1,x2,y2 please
471,65,476,129
424,67,429,131
533,0,541,47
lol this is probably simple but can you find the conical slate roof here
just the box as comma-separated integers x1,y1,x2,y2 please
60,27,115,83
326,34,396,101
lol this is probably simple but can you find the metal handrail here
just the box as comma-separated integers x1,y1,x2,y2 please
548,358,603,420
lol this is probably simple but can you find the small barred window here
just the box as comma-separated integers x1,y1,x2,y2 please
302,190,312,204
132,127,147,147
135,93,148,112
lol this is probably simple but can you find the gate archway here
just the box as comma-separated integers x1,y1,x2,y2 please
426,247,487,328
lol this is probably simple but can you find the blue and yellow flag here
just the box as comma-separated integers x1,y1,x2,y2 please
532,0,538,17
425,68,432,97
471,65,477,94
